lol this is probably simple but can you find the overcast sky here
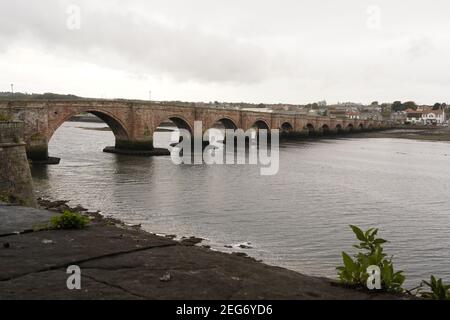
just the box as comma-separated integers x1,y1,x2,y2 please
1,0,449,104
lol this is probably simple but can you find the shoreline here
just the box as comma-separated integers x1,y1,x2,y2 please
357,126,450,142
77,121,450,143
34,197,263,260
0,197,410,299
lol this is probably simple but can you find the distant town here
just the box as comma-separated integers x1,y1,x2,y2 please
1,91,447,126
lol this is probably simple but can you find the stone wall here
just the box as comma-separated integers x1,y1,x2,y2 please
0,121,37,207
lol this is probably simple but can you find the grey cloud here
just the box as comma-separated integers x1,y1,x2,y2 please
2,0,450,104
0,0,270,84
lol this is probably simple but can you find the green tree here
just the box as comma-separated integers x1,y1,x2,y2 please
391,101,403,112
433,103,442,110
403,101,417,110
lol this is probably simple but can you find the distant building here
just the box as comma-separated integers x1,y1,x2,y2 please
391,111,407,123
405,108,446,125
361,112,383,121
328,109,347,119
346,111,360,119
405,109,423,124
421,108,446,125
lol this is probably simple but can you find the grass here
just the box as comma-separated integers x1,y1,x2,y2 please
49,210,90,230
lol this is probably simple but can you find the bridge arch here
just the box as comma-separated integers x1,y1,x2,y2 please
346,123,354,132
48,109,130,143
280,122,293,132
159,115,193,133
153,115,194,149
321,124,330,135
203,117,239,144
210,117,238,131
358,123,365,130
36,108,135,161
251,119,270,131
335,124,343,133
279,122,294,138
305,123,315,135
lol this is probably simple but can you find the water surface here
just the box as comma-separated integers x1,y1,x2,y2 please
31,122,450,287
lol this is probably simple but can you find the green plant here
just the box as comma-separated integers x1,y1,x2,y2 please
0,112,12,121
336,225,405,294
0,193,27,205
49,210,90,230
418,276,450,300
0,193,10,203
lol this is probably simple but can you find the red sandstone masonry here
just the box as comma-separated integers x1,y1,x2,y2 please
0,100,391,160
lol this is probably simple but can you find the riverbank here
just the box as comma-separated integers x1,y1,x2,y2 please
358,126,450,142
0,199,409,300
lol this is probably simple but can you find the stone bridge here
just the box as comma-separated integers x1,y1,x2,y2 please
0,100,392,161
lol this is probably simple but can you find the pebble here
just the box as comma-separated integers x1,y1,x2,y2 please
159,272,171,282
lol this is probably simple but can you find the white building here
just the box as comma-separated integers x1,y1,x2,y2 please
406,108,446,125
422,109,446,125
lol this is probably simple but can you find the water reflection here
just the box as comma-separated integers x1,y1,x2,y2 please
30,121,450,287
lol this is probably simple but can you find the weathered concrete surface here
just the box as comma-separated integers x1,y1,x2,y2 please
0,204,406,300
0,202,54,235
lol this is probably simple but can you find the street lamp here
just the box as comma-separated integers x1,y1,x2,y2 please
11,83,14,96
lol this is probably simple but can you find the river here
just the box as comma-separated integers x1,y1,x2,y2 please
30,121,450,288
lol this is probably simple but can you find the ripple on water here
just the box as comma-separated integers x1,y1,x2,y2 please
30,122,450,287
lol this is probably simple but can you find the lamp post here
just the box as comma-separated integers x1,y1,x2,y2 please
11,83,14,96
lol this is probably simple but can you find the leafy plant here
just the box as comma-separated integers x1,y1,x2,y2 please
336,225,405,293
49,210,90,230
0,112,12,121
0,193,10,203
418,275,450,300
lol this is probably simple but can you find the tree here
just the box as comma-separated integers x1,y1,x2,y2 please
391,101,403,112
433,103,442,110
403,101,417,110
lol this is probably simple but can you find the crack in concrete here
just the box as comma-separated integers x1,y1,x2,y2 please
82,273,147,300
0,242,177,282
0,229,34,238
79,265,223,274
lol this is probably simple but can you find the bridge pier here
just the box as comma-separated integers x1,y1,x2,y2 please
26,136,48,161
103,138,170,156
25,134,61,164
